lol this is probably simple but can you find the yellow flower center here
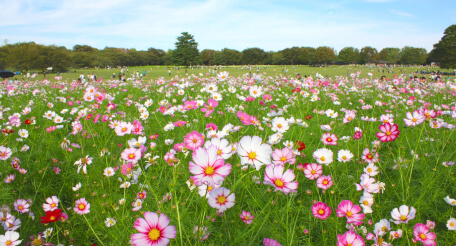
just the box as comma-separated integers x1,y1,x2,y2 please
50,216,55,221
347,117,352,121
367,168,372,173
347,211,352,217
274,179,284,187
79,204,85,210
18,205,23,210
280,157,287,161
51,203,56,208
320,157,325,161
128,154,135,159
420,233,426,240
311,170,316,174
248,152,256,160
323,180,328,185
192,139,197,143
217,196,227,204
149,228,161,241
386,131,391,136
6,240,12,246
318,209,324,215
326,138,332,142
400,215,407,221
205,166,215,175
412,118,417,122
217,150,222,156
363,200,369,205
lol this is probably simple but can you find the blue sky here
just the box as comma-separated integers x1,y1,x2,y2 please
0,0,454,53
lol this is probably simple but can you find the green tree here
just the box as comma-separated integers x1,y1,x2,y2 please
314,46,336,66
281,47,301,65
201,49,216,65
73,45,97,53
271,51,286,65
241,48,267,65
399,46,428,65
379,47,401,64
147,48,165,65
0,45,9,70
172,32,200,66
338,47,360,64
429,25,456,68
360,46,379,64
213,48,241,65
44,45,71,72
298,47,316,65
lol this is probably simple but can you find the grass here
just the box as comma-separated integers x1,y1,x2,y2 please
0,67,455,245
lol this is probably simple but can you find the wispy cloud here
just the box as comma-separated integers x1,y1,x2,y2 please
390,9,414,18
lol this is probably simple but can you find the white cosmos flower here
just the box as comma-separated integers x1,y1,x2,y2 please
237,136,272,171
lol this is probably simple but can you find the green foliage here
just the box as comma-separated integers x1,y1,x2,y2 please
360,46,379,64
172,32,200,66
399,46,428,65
201,49,217,65
429,24,456,68
337,47,360,64
379,48,401,64
213,48,241,65
314,46,336,66
241,48,267,65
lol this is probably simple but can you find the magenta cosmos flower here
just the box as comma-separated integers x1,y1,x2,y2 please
263,238,282,246
189,146,232,187
263,164,298,194
376,123,399,142
413,223,436,246
336,200,365,226
131,212,176,246
208,187,235,213
304,163,323,180
312,202,331,220
74,198,90,215
271,147,296,165
336,231,365,246
200,99,218,117
184,131,204,151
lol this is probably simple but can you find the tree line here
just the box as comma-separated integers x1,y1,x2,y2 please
1,25,455,72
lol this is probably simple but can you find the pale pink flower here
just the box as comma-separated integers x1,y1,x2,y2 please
321,133,338,145
263,164,298,194
74,198,90,215
336,200,365,226
13,199,30,213
316,175,333,190
413,223,436,246
184,131,204,151
131,212,176,246
391,205,416,224
121,147,141,164
208,187,235,213
303,163,323,180
42,196,59,212
271,147,296,165
189,146,232,186
240,211,255,224
336,231,365,246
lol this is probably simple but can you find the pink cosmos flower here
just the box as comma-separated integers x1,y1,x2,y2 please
42,196,59,212
316,175,333,190
131,212,176,246
237,135,272,171
391,205,416,224
237,111,252,125
343,110,356,123
9,116,21,127
200,99,218,117
336,231,365,246
115,122,132,136
189,146,232,186
403,110,426,126
420,108,437,119
14,199,30,213
263,238,282,246
184,131,204,151
206,123,218,131
240,211,255,224
355,173,380,194
121,163,134,176
376,123,399,142
312,202,331,220
121,147,141,164
0,146,12,161
271,147,296,165
208,187,235,213
321,133,338,145
413,223,436,246
173,120,187,127
263,164,298,194
336,200,365,226
361,148,379,164
303,163,323,180
184,100,198,110
74,198,90,215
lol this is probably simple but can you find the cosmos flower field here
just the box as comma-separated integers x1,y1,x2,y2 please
1,70,456,246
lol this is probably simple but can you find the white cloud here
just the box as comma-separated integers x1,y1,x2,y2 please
390,9,414,18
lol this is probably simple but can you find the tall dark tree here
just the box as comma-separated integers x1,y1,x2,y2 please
379,47,401,64
314,46,336,66
399,46,428,65
360,46,379,64
213,48,241,65
201,49,216,65
281,47,301,65
338,47,360,64
298,47,316,65
172,32,200,66
429,25,456,68
241,48,267,65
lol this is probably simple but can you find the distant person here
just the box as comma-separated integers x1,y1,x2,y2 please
168,69,171,76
